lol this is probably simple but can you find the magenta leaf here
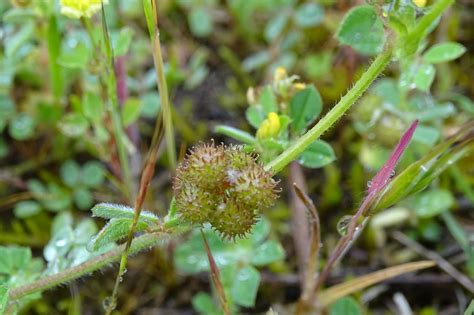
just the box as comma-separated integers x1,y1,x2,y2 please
367,120,419,197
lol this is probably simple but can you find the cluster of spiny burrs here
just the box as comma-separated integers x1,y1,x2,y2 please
173,142,279,239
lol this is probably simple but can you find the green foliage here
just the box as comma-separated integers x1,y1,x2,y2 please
44,212,103,274
289,86,322,135
297,140,336,169
329,297,362,315
0,0,470,313
412,189,454,218
87,218,148,251
336,6,385,56
91,203,160,224
174,218,284,310
218,69,334,169
0,285,8,314
88,203,161,251
423,42,466,64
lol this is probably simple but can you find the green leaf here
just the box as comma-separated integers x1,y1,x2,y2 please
87,218,148,251
465,300,474,315
3,8,36,23
297,140,335,168
214,125,256,144
0,246,32,274
188,7,213,38
5,22,34,58
0,285,8,314
246,106,266,129
122,98,142,127
0,94,15,124
265,13,289,42
91,203,160,224
82,92,104,123
250,240,285,266
289,85,322,135
81,161,105,188
249,217,271,245
294,2,324,28
42,183,71,212
113,27,134,56
231,266,261,307
60,160,81,187
336,5,385,56
414,63,435,92
9,113,36,140
423,42,466,64
329,297,362,315
412,125,440,146
242,50,271,72
192,292,220,315
260,86,278,114
140,92,161,118
413,189,454,218
73,187,94,210
58,113,89,137
57,43,90,69
372,130,473,212
13,200,42,218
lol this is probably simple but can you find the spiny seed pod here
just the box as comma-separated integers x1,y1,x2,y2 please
173,142,279,239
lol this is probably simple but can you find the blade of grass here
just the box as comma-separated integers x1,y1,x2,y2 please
143,0,176,169
200,229,230,315
318,261,435,307
293,182,321,315
104,1,169,310
392,231,474,294
47,12,62,101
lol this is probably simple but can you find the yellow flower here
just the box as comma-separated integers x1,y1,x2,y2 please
412,0,427,7
274,67,287,82
257,112,281,139
293,83,306,91
60,0,108,19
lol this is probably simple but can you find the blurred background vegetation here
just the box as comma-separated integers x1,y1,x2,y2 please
0,0,473,314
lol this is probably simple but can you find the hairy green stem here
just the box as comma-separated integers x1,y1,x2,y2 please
265,49,393,173
8,233,166,302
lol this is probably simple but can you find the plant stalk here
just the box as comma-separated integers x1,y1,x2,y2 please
8,232,166,302
265,49,393,173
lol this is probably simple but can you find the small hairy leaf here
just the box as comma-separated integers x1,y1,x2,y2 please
329,297,362,315
423,42,466,64
336,5,385,56
231,266,261,307
289,85,322,135
0,285,8,314
297,140,335,168
294,3,324,28
91,203,160,224
414,63,435,92
250,240,285,266
214,125,256,144
413,189,454,218
87,218,148,251
0,246,32,274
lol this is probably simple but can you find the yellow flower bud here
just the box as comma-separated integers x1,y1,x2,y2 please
412,0,427,7
257,112,281,139
274,67,287,82
60,0,108,19
293,83,306,91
